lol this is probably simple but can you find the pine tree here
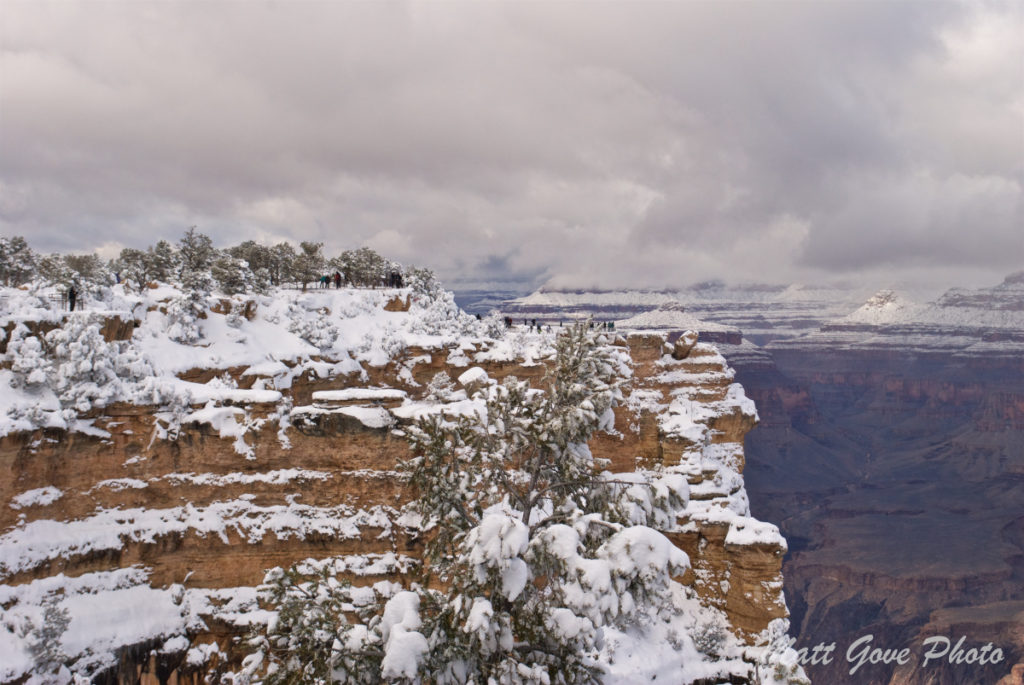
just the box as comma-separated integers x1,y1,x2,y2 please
269,242,298,286
6,318,152,427
63,253,107,285
404,267,439,297
337,248,388,287
146,240,180,283
211,253,256,295
178,227,216,295
165,295,204,343
7,326,52,389
113,247,150,285
286,302,339,352
26,599,70,677
0,236,36,286
241,564,388,685
36,253,74,287
294,242,326,288
178,227,215,274
241,324,692,684
45,319,137,416
227,241,275,291
395,323,689,685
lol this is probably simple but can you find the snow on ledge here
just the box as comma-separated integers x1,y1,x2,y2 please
311,388,407,402
338,406,396,429
457,367,489,387
9,486,63,510
291,405,396,429
723,516,787,550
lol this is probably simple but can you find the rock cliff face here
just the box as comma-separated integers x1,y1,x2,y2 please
741,275,1024,685
0,286,789,683
498,274,1024,685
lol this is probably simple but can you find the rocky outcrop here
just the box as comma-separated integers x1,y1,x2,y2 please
592,334,786,638
0,306,785,682
498,274,1024,685
728,277,1024,685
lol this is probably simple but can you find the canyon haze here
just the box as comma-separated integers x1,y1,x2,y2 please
493,272,1024,685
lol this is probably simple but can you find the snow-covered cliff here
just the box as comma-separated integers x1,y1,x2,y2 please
0,282,803,684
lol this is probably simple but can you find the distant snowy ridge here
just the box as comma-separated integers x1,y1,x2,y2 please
773,273,1024,356
616,302,739,334
836,289,925,326
502,282,874,344
831,278,1024,331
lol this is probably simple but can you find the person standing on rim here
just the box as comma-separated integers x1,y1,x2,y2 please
68,284,78,312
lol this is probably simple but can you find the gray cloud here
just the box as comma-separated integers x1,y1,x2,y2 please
1,1,1021,290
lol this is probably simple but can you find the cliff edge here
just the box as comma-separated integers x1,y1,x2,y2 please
0,282,800,683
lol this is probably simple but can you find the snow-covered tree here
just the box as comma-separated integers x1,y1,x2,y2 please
7,326,52,390
0,235,37,286
241,563,390,685
268,242,298,286
403,267,438,297
36,254,74,287
62,254,107,285
178,227,216,294
165,295,204,343
404,290,480,341
26,598,70,677
226,241,275,291
212,253,257,295
337,248,389,287
44,318,150,417
425,371,457,403
754,619,812,685
393,324,689,684
479,310,507,339
6,317,153,427
112,247,150,285
294,242,326,288
241,324,693,684
286,302,339,352
146,240,180,283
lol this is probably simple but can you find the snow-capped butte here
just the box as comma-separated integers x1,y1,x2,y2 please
616,302,739,335
840,289,923,326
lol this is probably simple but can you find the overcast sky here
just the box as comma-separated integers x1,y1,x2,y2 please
1,1,1021,292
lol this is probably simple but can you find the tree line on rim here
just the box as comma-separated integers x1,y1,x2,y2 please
0,230,434,297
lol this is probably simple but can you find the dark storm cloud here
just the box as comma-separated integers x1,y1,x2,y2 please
1,1,1020,288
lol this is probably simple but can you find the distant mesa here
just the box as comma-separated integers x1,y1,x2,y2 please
833,289,923,328
616,302,742,344
1002,270,1024,286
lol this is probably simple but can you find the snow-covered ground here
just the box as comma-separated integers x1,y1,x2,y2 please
0,282,488,440
0,280,804,684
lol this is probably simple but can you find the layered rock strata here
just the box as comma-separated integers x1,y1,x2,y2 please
497,273,1024,684
0,288,787,683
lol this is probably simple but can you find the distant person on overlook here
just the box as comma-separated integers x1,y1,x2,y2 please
67,285,77,312
334,272,342,289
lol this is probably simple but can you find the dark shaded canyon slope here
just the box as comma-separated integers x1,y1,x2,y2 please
499,274,1024,684
733,342,1023,684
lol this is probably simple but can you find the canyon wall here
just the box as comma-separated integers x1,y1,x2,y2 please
500,275,1024,685
735,337,1024,685
0,288,790,683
